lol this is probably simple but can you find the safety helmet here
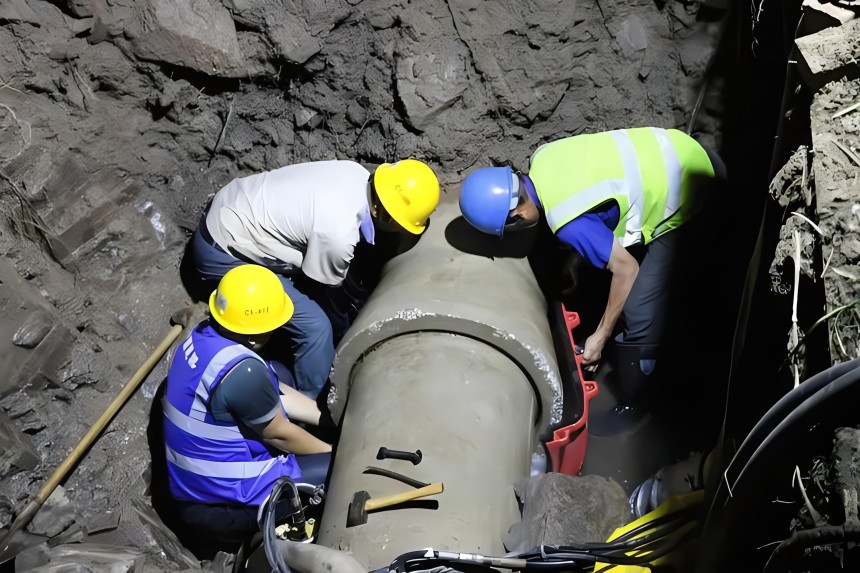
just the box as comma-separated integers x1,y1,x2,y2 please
459,166,519,237
373,159,440,234
208,265,294,335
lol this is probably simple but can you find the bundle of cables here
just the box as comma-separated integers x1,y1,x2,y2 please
262,477,303,573
387,503,700,573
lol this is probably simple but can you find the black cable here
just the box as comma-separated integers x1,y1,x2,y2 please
700,359,860,567
763,525,860,572
262,477,300,573
546,525,697,567
703,364,860,569
730,365,860,501
716,358,860,501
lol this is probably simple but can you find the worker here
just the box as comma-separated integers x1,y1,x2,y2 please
458,127,726,396
191,159,440,399
163,264,333,549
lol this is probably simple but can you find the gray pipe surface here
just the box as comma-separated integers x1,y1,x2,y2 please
328,201,562,429
317,332,536,568
278,541,367,573
316,201,564,569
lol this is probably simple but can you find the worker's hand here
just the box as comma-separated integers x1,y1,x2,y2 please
582,332,608,372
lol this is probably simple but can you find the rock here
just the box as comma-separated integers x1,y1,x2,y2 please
798,0,856,38
616,15,649,55
66,0,93,18
0,411,39,479
27,486,77,538
294,107,320,128
395,51,469,132
0,494,13,529
796,17,860,91
222,0,321,64
125,0,248,78
0,0,38,23
447,0,579,125
769,146,813,208
832,427,860,524
12,311,54,349
841,237,860,262
346,100,367,127
504,473,630,552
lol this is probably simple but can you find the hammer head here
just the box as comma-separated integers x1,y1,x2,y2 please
346,490,370,527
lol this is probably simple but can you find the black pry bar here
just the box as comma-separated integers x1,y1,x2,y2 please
376,447,422,465
363,466,430,489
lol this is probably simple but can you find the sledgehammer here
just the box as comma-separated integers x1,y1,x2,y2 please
346,482,444,527
0,307,196,564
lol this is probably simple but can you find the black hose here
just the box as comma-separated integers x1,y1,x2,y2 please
730,364,860,501
388,516,697,573
263,477,299,573
702,360,860,538
721,358,860,492
703,364,860,569
763,525,860,572
545,523,697,566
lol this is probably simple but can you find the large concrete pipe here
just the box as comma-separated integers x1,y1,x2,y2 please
316,202,563,568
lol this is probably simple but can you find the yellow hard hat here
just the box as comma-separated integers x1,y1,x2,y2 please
208,265,294,335
373,159,440,234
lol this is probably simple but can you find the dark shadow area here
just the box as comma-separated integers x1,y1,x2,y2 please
444,215,538,259
714,0,809,443
179,234,215,303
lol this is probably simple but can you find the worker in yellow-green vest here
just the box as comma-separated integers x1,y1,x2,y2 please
458,127,726,395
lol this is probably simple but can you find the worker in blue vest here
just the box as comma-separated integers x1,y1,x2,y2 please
163,264,332,548
459,127,726,400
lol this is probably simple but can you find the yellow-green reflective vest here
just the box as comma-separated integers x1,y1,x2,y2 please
529,128,715,245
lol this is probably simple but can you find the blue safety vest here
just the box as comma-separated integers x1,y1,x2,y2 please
163,323,301,506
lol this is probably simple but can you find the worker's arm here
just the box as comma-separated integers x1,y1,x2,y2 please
257,408,332,455
211,359,332,455
582,239,639,367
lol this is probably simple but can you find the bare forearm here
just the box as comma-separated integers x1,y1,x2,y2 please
264,425,331,455
597,266,637,338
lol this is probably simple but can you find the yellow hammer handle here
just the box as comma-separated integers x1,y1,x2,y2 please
364,482,444,512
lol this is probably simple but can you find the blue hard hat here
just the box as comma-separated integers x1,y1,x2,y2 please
459,166,519,237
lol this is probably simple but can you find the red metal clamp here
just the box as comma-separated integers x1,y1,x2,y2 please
544,303,599,475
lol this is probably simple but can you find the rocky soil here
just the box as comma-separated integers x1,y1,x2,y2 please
0,0,724,570
769,9,860,378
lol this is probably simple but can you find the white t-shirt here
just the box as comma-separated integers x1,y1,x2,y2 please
206,160,374,286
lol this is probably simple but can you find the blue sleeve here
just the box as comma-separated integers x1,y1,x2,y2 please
210,358,280,427
555,213,616,269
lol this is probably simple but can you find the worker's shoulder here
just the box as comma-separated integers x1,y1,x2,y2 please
217,357,272,397
277,159,370,178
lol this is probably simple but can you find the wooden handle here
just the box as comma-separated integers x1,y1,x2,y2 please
34,324,184,503
364,482,444,512
1,323,184,558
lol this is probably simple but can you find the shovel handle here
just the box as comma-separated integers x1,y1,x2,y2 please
2,323,183,550
364,482,444,512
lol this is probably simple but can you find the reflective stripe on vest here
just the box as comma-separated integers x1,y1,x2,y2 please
162,397,243,441
533,128,712,246
165,444,279,479
652,128,682,219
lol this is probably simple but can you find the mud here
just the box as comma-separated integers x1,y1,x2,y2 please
766,11,860,371
0,0,725,569
811,76,860,363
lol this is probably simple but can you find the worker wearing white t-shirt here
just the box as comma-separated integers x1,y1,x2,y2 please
191,159,440,398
